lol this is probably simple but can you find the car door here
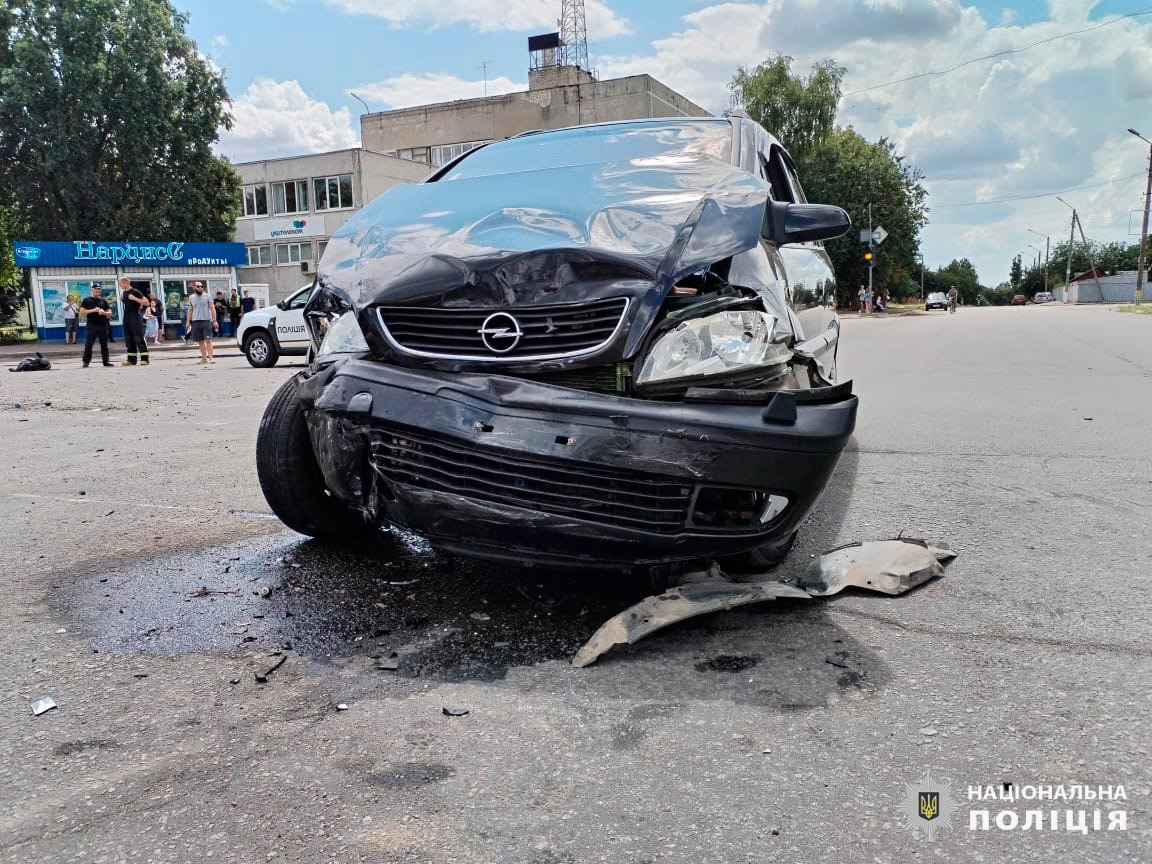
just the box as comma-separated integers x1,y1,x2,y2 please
275,285,313,350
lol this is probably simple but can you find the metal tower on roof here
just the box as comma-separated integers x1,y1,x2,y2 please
560,0,589,70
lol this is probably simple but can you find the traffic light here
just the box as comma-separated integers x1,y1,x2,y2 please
864,250,873,262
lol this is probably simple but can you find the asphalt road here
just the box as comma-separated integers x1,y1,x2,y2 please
1,306,1149,863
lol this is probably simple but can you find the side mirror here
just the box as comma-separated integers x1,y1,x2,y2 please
764,202,852,246
276,300,289,310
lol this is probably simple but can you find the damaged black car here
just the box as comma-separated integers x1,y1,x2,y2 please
256,117,857,570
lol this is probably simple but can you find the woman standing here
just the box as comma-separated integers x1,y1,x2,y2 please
144,296,159,345
152,296,165,344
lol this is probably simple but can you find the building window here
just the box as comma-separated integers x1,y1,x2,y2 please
276,241,313,265
243,184,268,217
394,147,431,164
272,180,309,215
247,245,271,266
431,140,489,168
316,240,328,259
313,174,354,210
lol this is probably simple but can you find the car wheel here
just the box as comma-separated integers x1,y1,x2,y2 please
257,378,379,541
717,530,798,573
244,331,279,368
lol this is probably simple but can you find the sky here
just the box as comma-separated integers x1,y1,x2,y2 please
183,0,1152,286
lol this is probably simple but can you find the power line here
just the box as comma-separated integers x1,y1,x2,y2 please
934,173,1145,208
844,7,1152,96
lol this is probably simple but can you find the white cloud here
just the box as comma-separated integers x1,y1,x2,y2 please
598,1,1152,284
352,73,527,110
209,34,230,49
218,79,358,162
325,0,631,38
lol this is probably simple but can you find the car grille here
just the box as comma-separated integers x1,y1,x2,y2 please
369,426,693,533
375,297,628,360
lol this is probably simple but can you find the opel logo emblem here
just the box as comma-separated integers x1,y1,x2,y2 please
477,312,522,353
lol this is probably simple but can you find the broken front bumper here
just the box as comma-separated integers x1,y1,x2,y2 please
296,358,857,567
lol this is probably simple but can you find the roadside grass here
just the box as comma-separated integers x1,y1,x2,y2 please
0,327,38,345
1116,304,1152,316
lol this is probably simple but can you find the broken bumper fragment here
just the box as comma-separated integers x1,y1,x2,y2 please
296,358,857,567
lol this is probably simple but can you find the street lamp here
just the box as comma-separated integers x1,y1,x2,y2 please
1128,128,1152,305
1028,243,1041,268
349,91,371,115
1028,228,1050,293
1056,196,1077,303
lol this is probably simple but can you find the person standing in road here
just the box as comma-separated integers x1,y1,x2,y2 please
240,290,257,317
857,285,866,313
118,277,150,366
78,284,113,367
228,289,242,336
185,281,218,364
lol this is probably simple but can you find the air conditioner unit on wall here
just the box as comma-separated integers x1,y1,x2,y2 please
300,260,313,273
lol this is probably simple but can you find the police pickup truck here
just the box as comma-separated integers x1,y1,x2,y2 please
235,283,313,367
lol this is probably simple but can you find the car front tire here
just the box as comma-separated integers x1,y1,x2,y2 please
257,378,379,541
244,331,279,368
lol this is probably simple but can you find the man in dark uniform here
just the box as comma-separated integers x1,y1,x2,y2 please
79,284,113,367
118,276,150,365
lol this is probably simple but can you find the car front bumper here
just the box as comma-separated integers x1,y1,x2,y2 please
295,358,857,568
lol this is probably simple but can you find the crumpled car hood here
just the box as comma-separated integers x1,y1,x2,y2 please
317,155,770,315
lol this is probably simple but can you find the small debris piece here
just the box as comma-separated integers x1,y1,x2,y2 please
188,586,237,598
103,510,115,517
442,707,470,717
376,653,401,671
55,627,67,634
254,654,287,683
824,656,850,669
469,612,491,622
920,727,938,737
259,586,272,598
336,703,350,711
229,678,241,685
133,673,149,679
32,697,58,716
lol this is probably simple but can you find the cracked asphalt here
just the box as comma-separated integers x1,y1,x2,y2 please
1,306,1149,863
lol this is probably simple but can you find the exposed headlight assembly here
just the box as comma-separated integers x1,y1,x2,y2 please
316,311,369,358
636,310,792,386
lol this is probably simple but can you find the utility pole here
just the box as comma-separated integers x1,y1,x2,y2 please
1129,129,1152,306
868,203,874,298
1028,228,1050,293
920,251,925,301
1057,197,1076,303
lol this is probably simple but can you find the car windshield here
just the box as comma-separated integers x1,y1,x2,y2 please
438,120,734,181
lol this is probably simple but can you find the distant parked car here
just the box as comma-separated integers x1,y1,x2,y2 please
925,292,949,311
1012,294,1027,306
1034,291,1054,304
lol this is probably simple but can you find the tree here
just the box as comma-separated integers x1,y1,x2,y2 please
0,0,241,242
801,129,929,306
1009,255,1023,290
0,201,27,327
729,56,844,164
934,257,983,305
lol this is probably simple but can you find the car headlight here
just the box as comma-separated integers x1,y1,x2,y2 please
635,310,792,386
316,311,369,357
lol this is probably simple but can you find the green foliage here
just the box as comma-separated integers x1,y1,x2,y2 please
0,201,28,327
729,56,844,164
802,129,929,307
1009,255,1023,290
0,0,241,242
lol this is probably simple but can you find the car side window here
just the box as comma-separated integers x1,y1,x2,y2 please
286,288,311,310
782,156,809,204
762,151,795,204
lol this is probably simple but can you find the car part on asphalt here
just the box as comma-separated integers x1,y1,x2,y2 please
573,538,957,667
254,653,287,683
572,578,813,668
796,538,956,596
257,117,857,568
